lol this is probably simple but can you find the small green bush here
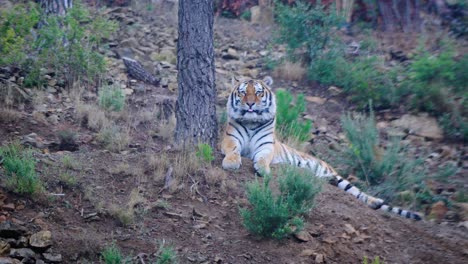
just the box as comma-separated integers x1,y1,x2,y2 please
341,111,425,187
275,89,312,142
240,166,322,239
0,1,117,88
156,245,178,264
101,242,123,264
99,85,126,112
0,3,39,66
196,143,215,163
363,256,383,264
339,111,457,207
240,10,251,21
274,1,343,63
401,45,467,141
0,142,43,195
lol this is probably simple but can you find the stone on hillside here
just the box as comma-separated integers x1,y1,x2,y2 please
29,231,52,249
328,86,342,96
0,257,21,264
42,253,62,263
299,249,315,257
391,114,443,139
0,240,10,255
315,253,325,263
9,248,36,260
306,96,326,105
343,223,356,235
250,6,274,24
0,222,27,239
294,231,311,242
120,37,139,49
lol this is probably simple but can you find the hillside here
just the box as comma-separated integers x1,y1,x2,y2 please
0,1,467,263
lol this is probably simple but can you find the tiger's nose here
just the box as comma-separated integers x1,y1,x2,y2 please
246,102,255,108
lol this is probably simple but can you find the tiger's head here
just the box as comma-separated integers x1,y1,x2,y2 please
227,76,276,124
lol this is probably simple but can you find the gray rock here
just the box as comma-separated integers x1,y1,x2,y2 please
0,257,21,264
391,114,443,139
42,253,62,263
9,248,36,259
29,231,52,249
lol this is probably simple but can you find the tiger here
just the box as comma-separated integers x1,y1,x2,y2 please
221,76,422,221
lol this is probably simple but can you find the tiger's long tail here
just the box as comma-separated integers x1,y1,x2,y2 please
273,142,422,221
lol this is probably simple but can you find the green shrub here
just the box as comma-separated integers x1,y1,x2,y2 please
401,45,467,141
59,172,77,187
156,245,178,264
0,142,43,195
363,256,383,264
196,143,215,163
0,3,39,66
0,1,117,88
275,89,312,142
339,111,457,207
240,10,251,21
340,111,424,187
99,85,126,112
274,0,343,63
101,242,123,264
240,166,322,239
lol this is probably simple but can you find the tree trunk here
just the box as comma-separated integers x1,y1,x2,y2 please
174,0,218,148
38,0,73,16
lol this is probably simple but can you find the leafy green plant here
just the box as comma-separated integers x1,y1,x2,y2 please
99,85,126,112
156,244,178,264
240,166,322,239
195,143,215,163
275,89,312,142
401,45,467,141
339,110,457,207
0,3,39,66
0,1,117,88
240,10,251,21
341,111,425,187
101,242,123,264
0,142,43,195
62,155,77,170
274,0,343,63
59,172,77,187
363,256,383,264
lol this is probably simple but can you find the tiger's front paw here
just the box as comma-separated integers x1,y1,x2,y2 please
254,159,271,177
222,153,242,171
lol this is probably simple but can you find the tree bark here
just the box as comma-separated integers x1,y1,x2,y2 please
38,0,73,16
175,0,218,148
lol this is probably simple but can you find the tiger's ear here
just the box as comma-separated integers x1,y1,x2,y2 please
263,76,273,86
231,76,240,87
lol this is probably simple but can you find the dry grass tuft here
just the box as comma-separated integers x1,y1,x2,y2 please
0,108,21,123
273,61,306,81
155,113,176,142
75,102,109,131
109,188,147,226
148,151,204,193
97,123,130,152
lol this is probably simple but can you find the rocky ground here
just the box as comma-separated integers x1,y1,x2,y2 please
0,2,467,264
